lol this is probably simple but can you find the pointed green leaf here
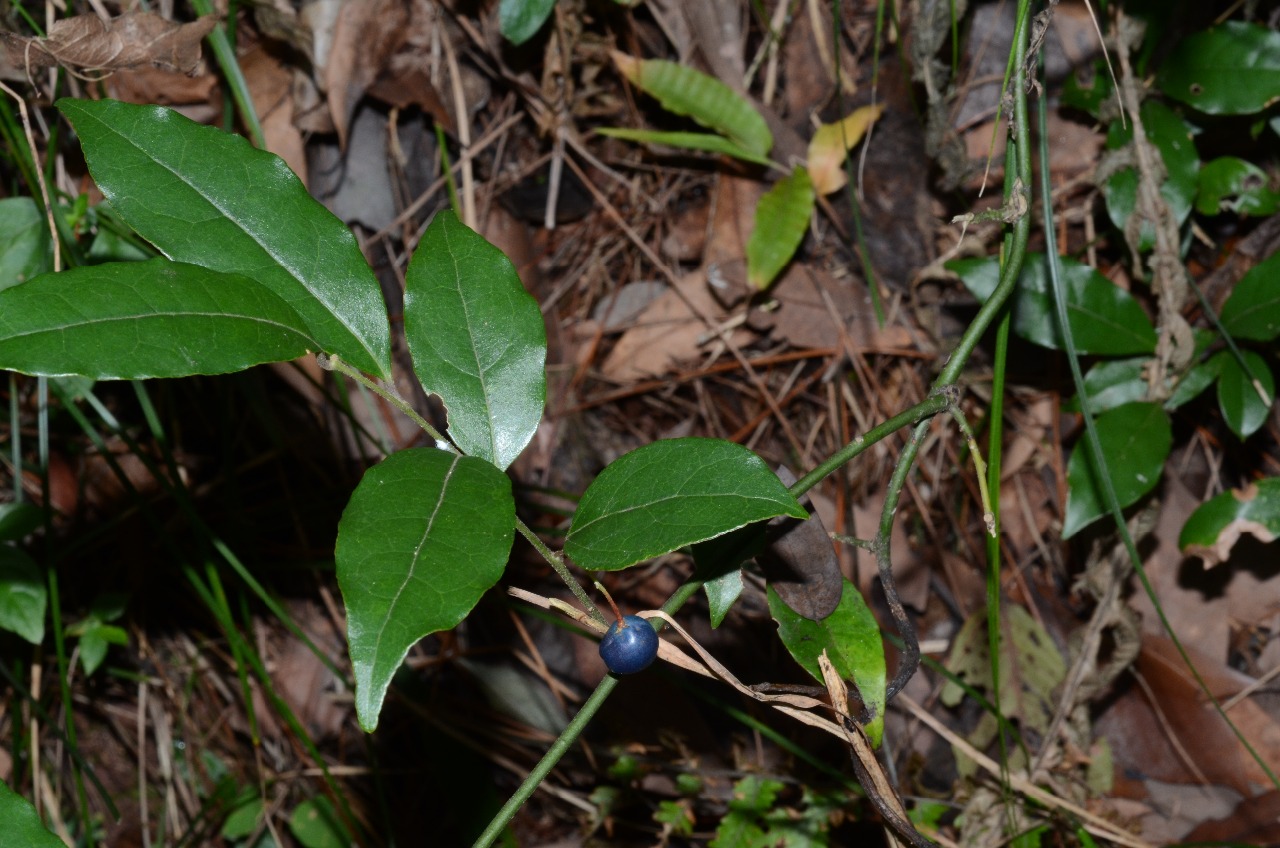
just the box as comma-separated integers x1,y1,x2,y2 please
1158,22,1280,115
0,260,316,379
613,54,772,157
747,167,815,290
56,98,391,379
336,448,515,731
499,0,555,45
404,211,547,470
1214,349,1274,439
0,546,44,644
768,580,886,745
1180,477,1280,567
1221,251,1280,341
1063,358,1148,415
0,197,49,292
0,781,67,847
703,568,744,628
566,438,807,571
1064,402,1171,538
595,128,775,167
952,253,1157,355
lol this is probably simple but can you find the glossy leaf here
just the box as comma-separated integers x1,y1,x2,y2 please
1181,477,1280,567
0,781,66,847
611,53,772,157
1167,354,1222,409
595,128,774,167
807,104,884,194
1158,22,1280,115
57,99,392,378
499,0,555,45
0,197,49,292
289,796,346,848
1102,100,1199,252
336,448,515,731
952,253,1157,355
1064,402,1171,538
1221,251,1280,341
404,211,547,470
1214,349,1275,439
703,568,743,628
1063,358,1147,416
0,260,316,379
566,438,807,571
0,545,44,644
747,166,815,290
1196,156,1280,216
768,580,886,745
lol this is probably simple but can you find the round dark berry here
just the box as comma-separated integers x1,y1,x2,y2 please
598,615,659,675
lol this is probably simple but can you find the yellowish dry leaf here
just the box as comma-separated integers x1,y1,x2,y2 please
807,104,885,195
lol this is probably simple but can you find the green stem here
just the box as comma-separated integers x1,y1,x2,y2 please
515,519,606,626
318,354,448,446
189,0,267,149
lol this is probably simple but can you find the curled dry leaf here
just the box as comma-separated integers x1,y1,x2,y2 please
0,12,216,81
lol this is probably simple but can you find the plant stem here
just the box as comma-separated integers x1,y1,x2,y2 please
515,519,606,626
318,354,449,446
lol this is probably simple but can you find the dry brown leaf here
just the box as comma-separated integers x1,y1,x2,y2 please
323,0,411,148
807,104,884,195
240,43,307,184
753,265,914,351
0,12,216,80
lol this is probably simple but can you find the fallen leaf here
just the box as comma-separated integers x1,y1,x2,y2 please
0,12,216,80
807,104,884,194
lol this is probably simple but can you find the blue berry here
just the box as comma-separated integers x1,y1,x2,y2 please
599,615,659,675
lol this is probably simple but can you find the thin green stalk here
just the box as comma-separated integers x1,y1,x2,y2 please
319,354,447,446
188,0,266,149
1037,63,1280,794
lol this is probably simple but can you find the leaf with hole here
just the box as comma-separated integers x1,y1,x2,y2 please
336,448,515,731
0,259,317,379
1214,349,1275,439
611,53,772,157
566,438,807,571
1102,100,1199,252
404,211,547,470
952,253,1157,355
1158,22,1280,115
1221,251,1280,342
1197,157,1280,217
595,128,774,167
748,167,814,290
768,580,885,745
57,98,391,378
1180,477,1280,568
1064,402,1171,538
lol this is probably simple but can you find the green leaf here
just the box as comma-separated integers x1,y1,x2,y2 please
289,796,346,848
0,545,45,644
1063,357,1147,415
404,211,547,470
1167,353,1222,409
0,781,68,847
57,98,392,379
595,128,775,167
1196,156,1280,216
1158,22,1280,115
767,579,886,746
76,623,128,677
0,503,42,543
1060,61,1114,119
703,568,743,628
952,253,1157,355
499,0,555,45
0,260,317,379
1214,349,1275,439
336,448,515,731
1221,251,1280,341
1102,100,1199,252
565,438,807,571
1064,402,1171,538
0,197,49,292
1180,477,1280,567
613,54,772,157
747,167,815,290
